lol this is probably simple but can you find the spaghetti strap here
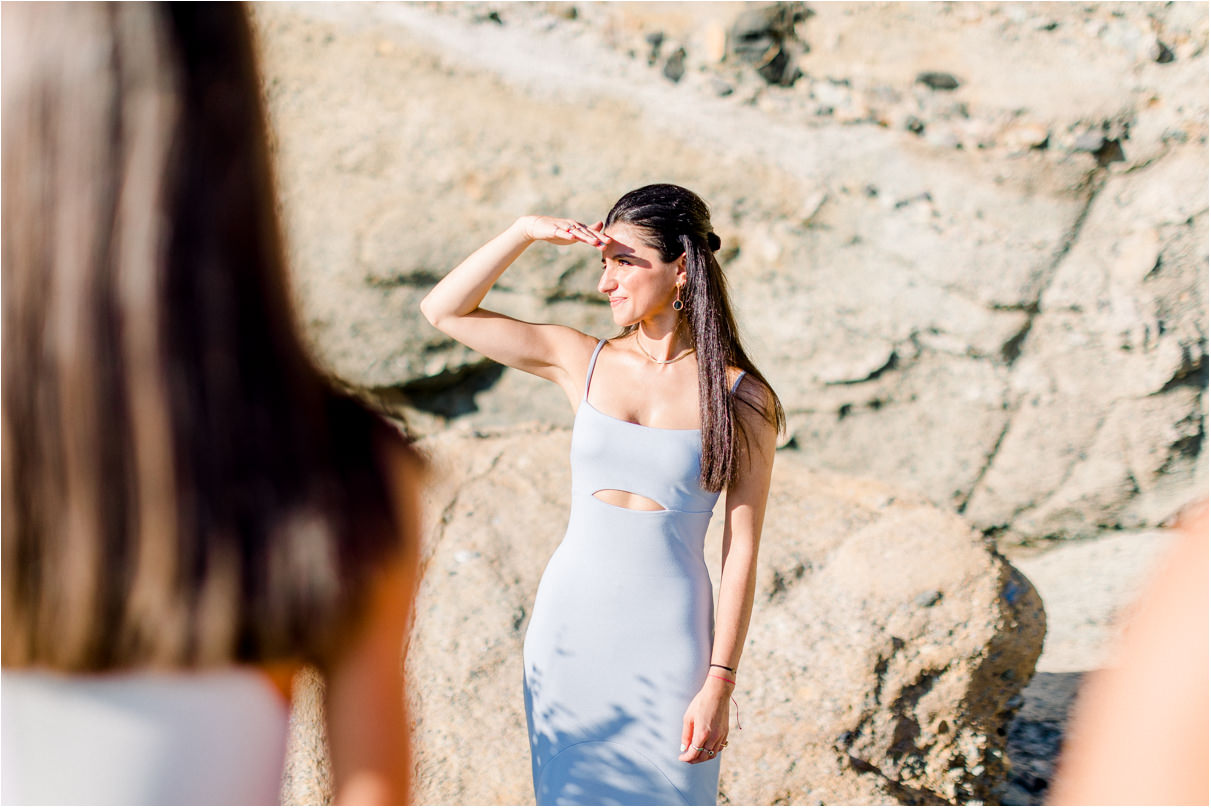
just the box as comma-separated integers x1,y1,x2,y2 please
584,339,608,400
731,370,747,394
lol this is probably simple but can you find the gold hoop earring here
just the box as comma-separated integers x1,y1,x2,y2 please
672,284,684,311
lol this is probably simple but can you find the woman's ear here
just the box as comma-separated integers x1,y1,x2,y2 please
676,253,687,282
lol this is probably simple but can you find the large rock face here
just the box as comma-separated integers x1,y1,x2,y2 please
252,2,1207,546
400,430,1043,805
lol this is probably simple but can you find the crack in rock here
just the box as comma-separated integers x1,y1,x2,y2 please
959,413,1015,515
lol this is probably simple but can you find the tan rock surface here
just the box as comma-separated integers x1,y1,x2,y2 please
251,2,1207,546
249,2,1204,802
398,429,1043,805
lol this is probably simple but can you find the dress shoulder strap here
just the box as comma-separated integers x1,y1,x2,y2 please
730,370,747,395
584,338,608,399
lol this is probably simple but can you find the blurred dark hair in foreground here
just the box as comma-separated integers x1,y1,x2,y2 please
2,1,415,673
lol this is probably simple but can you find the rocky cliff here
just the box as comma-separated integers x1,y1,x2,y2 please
254,1,1207,547
255,5,1206,803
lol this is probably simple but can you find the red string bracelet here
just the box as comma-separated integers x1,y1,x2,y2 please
708,674,743,730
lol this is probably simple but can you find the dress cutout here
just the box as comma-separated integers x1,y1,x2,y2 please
523,339,732,806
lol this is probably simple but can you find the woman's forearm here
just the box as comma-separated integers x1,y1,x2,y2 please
419,217,535,329
710,534,760,671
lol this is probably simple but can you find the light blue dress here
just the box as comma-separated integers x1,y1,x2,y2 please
523,339,743,806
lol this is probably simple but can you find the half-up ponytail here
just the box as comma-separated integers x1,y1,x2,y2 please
605,184,784,491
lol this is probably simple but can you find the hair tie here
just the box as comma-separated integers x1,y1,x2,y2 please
707,232,721,252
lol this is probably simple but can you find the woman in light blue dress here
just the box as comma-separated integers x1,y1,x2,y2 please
422,184,783,805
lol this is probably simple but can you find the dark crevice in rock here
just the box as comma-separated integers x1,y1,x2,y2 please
386,360,506,418
916,71,961,91
1142,251,1164,280
1170,428,1205,462
882,666,950,775
1161,408,1206,473
961,172,1108,527
846,754,880,775
1092,138,1126,167
843,754,945,803
980,524,1011,544
871,651,891,706
892,666,950,714
1154,349,1208,395
1037,170,1106,302
545,291,609,306
1125,470,1142,497
999,304,1039,364
957,412,1014,515
825,350,899,386
886,715,923,763
364,268,443,288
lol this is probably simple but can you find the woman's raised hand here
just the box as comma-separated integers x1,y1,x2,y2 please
420,213,612,395
520,215,611,249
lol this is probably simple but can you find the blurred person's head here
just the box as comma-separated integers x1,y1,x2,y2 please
3,2,408,671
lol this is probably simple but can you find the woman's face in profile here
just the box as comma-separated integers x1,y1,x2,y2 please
597,223,685,327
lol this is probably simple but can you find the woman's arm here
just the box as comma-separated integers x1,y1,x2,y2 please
680,379,778,764
323,438,423,804
420,216,610,402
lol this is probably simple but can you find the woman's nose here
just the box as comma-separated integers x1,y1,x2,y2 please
597,267,617,294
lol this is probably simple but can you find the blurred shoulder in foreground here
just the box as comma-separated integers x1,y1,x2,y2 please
1049,499,1208,806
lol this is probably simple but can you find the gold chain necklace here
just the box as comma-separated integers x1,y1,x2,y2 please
635,334,695,365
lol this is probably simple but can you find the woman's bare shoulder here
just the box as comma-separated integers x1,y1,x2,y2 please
731,370,779,435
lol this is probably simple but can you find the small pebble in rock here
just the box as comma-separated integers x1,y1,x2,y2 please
916,71,961,91
915,590,943,608
663,47,686,83
710,76,735,97
645,30,664,65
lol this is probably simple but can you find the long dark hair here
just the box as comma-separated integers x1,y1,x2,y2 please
2,3,414,671
605,184,784,491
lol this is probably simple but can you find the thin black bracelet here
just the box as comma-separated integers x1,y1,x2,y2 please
710,663,736,673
